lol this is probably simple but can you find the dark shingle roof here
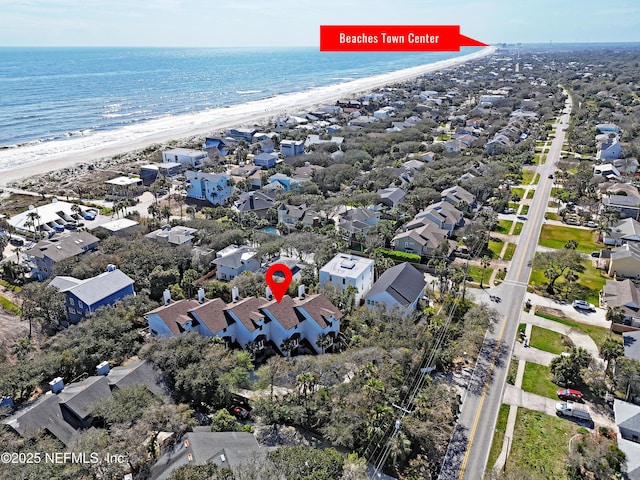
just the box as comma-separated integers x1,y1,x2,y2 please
365,262,426,307
57,376,112,421
106,359,168,398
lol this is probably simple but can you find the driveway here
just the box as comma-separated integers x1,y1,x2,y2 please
526,292,609,328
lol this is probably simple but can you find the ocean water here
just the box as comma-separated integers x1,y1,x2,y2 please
0,46,481,165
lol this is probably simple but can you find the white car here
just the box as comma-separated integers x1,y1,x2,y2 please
572,300,596,312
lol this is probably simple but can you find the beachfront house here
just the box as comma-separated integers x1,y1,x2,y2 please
280,139,305,157
185,170,233,206
162,148,208,169
50,266,135,324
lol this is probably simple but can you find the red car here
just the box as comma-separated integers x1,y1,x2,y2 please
557,389,583,402
230,406,250,420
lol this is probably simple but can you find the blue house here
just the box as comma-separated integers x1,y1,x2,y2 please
185,171,233,206
280,140,305,157
253,152,278,169
50,267,135,324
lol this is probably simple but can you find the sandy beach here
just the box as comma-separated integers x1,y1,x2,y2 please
0,46,496,187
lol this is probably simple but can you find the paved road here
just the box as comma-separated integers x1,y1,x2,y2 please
438,93,573,480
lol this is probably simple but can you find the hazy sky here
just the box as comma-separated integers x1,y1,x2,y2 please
2,0,639,47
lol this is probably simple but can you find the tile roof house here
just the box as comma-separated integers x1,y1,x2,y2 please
213,245,259,281
25,231,100,281
146,291,342,357
601,279,640,329
50,267,135,324
613,400,640,479
392,223,456,258
364,263,426,314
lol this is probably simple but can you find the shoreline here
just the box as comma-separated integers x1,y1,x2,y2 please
0,46,496,187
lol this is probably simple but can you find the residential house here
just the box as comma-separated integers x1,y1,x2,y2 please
252,152,278,170
213,245,259,281
601,279,640,329
268,173,302,192
485,134,513,155
408,201,464,234
608,242,640,279
613,400,640,479
338,207,381,239
594,163,621,181
304,135,344,149
140,163,182,186
104,176,143,201
603,218,640,246
597,137,622,161
403,159,426,171
614,157,640,175
377,187,406,208
2,360,166,447
602,194,640,220
319,253,375,305
150,432,269,480
162,148,207,169
280,139,305,157
364,263,426,314
293,162,324,182
203,137,234,157
50,266,136,324
444,139,462,153
229,164,263,191
25,231,100,281
226,127,258,143
185,170,233,206
146,225,197,247
441,185,477,210
146,290,342,356
277,203,319,228
392,223,455,258
91,218,139,237
234,192,275,219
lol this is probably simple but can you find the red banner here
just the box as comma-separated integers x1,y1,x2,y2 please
320,25,487,52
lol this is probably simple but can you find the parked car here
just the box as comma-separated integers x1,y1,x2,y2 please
556,401,591,420
84,212,96,220
517,215,527,221
504,208,516,214
9,237,24,246
584,221,598,228
565,217,580,226
557,388,583,402
229,405,250,420
572,299,596,312
590,251,600,258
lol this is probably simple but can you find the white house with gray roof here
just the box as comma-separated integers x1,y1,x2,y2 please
319,253,374,305
213,245,259,281
364,263,426,314
614,400,640,479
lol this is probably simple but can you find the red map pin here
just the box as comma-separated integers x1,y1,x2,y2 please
265,263,293,303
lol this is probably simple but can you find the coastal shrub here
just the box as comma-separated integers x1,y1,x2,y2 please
373,248,421,264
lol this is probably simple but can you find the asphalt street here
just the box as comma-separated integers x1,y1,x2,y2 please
438,93,573,480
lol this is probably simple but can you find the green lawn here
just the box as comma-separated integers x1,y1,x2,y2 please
548,201,560,209
504,408,578,479
513,222,524,235
529,325,569,355
508,202,519,210
538,224,600,252
526,189,535,199
488,239,503,258
486,404,510,471
521,205,530,214
534,310,622,351
507,359,518,385
522,363,558,398
503,243,516,261
511,187,526,199
533,173,540,185
545,212,559,220
529,258,606,305
0,295,21,316
521,169,535,185
467,265,493,286
494,220,513,234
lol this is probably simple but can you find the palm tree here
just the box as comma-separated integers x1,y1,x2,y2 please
280,337,297,357
480,255,491,288
26,210,41,239
387,430,412,475
71,203,82,221
606,305,626,330
12,337,33,360
316,333,333,354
